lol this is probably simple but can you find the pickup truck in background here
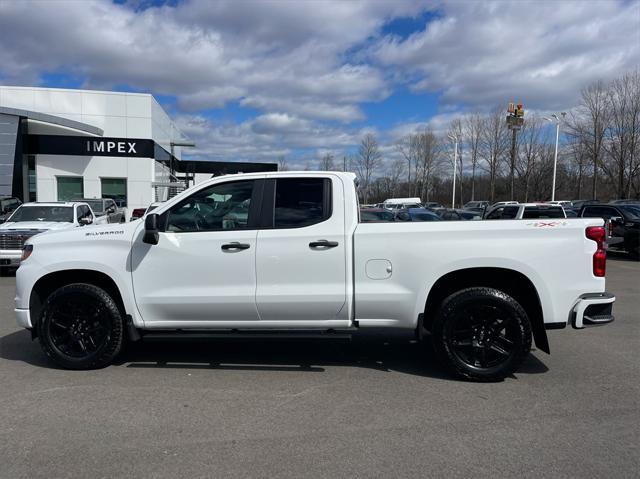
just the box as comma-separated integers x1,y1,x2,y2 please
579,203,640,260
15,172,615,381
75,198,126,224
1,201,95,275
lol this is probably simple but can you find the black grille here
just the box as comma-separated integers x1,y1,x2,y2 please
0,230,43,250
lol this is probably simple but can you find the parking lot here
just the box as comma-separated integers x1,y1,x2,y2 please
0,256,637,478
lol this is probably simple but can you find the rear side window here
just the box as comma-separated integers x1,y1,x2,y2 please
502,206,519,219
274,178,331,228
486,207,504,219
522,207,564,219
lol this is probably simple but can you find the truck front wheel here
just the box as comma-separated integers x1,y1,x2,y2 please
37,283,124,370
431,287,532,382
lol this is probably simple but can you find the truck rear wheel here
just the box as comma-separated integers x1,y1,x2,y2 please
431,287,532,382
37,283,124,370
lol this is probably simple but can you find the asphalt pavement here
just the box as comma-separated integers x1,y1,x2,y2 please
0,256,638,478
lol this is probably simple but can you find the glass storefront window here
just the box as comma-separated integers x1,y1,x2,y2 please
57,176,83,201
101,178,127,207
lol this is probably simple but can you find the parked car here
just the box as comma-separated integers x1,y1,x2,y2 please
485,203,566,220
360,208,395,223
382,197,421,210
0,202,95,274
74,198,125,224
395,207,442,222
0,196,22,223
463,201,490,210
437,208,483,221
547,200,573,208
422,202,444,210
608,199,640,205
571,199,599,210
579,203,640,259
16,172,614,381
489,201,519,208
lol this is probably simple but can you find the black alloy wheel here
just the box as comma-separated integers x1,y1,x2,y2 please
38,283,124,369
431,287,532,381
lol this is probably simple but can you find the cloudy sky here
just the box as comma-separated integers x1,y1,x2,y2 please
0,0,638,168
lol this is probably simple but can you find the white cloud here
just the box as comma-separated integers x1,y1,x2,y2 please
372,0,640,111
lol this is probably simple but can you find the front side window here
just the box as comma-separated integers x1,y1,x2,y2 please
57,177,83,201
486,207,504,219
274,178,330,228
502,206,519,219
166,180,255,232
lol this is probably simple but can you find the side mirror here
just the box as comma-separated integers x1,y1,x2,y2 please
79,216,92,225
143,213,160,245
610,216,623,225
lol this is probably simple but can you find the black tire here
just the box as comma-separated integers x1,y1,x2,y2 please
37,283,124,369
431,287,532,382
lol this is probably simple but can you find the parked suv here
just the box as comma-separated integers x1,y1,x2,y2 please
0,202,95,274
0,196,22,223
579,203,640,259
74,198,125,224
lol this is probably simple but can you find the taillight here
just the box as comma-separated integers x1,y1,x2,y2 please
586,226,606,277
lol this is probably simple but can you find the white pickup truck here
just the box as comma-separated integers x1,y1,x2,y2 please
15,172,615,381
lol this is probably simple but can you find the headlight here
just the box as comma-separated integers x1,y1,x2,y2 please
21,244,33,262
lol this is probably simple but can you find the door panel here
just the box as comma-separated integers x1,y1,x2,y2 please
131,179,261,323
256,177,347,322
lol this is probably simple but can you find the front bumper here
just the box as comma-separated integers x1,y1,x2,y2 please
571,292,615,329
0,250,21,267
15,308,32,329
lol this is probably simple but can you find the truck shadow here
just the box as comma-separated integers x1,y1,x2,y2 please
0,329,549,381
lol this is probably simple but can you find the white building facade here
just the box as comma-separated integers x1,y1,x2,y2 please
0,86,187,219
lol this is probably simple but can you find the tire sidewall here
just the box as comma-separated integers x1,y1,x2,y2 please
432,287,532,381
38,284,123,370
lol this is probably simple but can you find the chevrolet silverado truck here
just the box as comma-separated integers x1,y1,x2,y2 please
15,172,615,381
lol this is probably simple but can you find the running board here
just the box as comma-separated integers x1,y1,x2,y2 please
140,328,357,341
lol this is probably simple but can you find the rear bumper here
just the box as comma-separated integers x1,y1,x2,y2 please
571,292,615,329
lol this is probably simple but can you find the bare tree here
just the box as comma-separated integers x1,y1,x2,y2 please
352,133,383,203
567,81,610,199
515,116,546,202
318,153,335,171
602,71,640,198
396,133,421,195
277,156,289,171
387,159,406,197
464,112,483,201
567,134,588,199
416,128,442,202
480,106,510,202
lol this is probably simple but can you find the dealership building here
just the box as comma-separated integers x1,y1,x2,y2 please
0,86,275,219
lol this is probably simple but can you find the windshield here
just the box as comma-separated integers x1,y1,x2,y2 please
84,200,104,213
8,205,74,223
620,205,640,219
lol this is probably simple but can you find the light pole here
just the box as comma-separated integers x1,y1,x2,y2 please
543,113,565,201
448,134,458,208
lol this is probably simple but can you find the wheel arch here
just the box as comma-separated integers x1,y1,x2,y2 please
422,267,549,354
30,269,128,336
